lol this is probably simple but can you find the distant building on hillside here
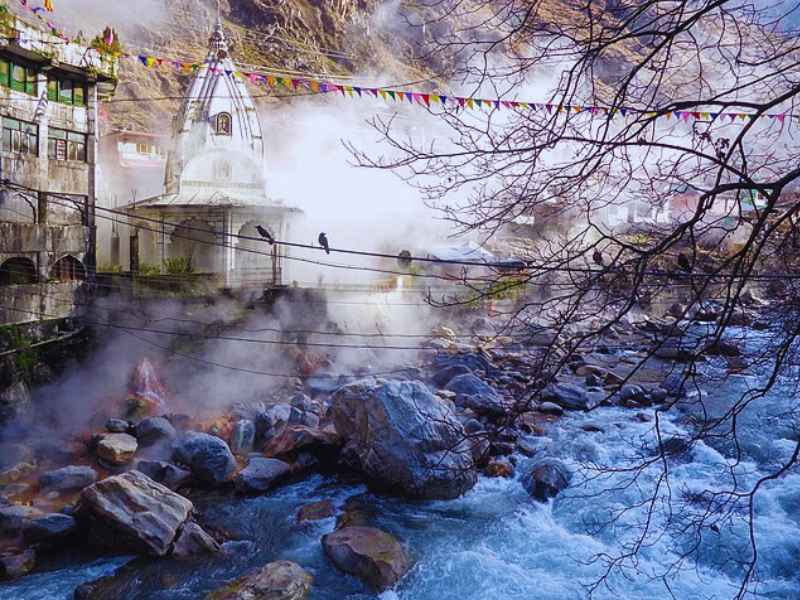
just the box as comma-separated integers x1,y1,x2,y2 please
0,11,117,325
105,17,300,290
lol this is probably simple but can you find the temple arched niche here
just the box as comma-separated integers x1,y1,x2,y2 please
236,221,278,283
50,255,85,282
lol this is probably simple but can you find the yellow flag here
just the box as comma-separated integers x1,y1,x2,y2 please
431,94,440,103
466,98,474,109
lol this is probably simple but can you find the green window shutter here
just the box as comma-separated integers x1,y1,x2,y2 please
24,68,36,96
47,77,58,102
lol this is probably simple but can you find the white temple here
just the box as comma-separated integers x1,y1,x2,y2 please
126,16,300,289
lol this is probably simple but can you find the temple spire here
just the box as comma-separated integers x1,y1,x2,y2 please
209,0,228,57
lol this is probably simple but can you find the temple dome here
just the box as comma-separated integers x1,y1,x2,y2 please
163,17,266,205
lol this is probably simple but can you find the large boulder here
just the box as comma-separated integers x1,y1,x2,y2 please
322,526,411,591
206,560,313,600
39,465,98,493
542,383,599,411
522,459,572,501
235,457,292,494
76,470,193,556
332,379,476,499
134,417,176,447
172,432,236,486
96,433,138,466
444,374,508,416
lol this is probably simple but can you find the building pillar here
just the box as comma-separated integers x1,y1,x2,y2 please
85,80,99,283
129,226,140,274
36,71,49,283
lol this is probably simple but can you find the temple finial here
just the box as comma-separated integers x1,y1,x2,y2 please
209,0,228,56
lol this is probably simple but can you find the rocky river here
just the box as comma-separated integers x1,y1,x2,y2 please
1,307,799,600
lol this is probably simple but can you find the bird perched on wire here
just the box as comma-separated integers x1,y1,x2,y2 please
592,249,605,267
256,225,274,245
677,253,692,272
318,232,330,254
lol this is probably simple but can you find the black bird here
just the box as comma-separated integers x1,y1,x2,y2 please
318,232,330,254
592,249,605,266
677,253,692,272
255,225,274,245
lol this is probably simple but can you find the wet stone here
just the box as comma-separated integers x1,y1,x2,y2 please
96,433,138,466
297,499,335,523
0,548,35,580
39,465,98,493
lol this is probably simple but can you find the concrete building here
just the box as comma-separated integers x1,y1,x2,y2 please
97,129,168,269
121,18,300,290
0,11,117,325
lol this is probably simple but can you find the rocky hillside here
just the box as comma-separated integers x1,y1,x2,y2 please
23,0,647,132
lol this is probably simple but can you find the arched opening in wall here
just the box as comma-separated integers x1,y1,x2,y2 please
50,255,86,283
0,257,37,285
236,221,278,285
215,112,232,136
168,219,218,273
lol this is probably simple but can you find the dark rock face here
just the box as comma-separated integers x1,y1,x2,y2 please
522,459,572,501
205,560,313,600
235,457,292,494
39,465,98,493
445,374,508,416
433,352,494,376
332,379,477,499
322,526,411,591
134,460,192,491
134,417,177,447
76,470,193,557
173,432,236,486
542,383,598,411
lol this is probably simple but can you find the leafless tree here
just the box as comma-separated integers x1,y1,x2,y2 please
351,1,800,597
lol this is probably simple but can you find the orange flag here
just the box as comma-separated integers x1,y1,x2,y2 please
44,0,55,11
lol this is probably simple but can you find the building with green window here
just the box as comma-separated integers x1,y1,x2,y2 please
0,10,117,326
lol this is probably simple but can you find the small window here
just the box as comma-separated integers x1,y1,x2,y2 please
2,117,38,156
59,79,73,105
48,128,85,162
215,112,232,136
